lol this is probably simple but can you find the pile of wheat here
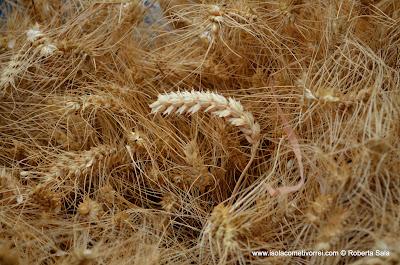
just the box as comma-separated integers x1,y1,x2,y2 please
0,0,399,264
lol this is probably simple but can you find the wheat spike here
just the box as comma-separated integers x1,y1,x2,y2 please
45,145,119,180
26,24,44,42
149,91,260,144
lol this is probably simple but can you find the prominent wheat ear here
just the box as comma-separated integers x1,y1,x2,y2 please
149,91,260,145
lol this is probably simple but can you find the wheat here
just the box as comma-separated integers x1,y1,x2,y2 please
207,204,239,250
149,91,260,144
30,183,62,212
39,43,58,57
0,167,24,205
1,1,399,264
160,192,178,213
78,197,103,222
0,243,20,265
26,24,44,43
44,145,119,180
0,55,27,91
63,95,126,114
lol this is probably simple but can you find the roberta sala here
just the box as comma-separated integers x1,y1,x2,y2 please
347,250,390,257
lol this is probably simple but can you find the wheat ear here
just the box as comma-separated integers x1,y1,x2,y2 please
149,91,260,144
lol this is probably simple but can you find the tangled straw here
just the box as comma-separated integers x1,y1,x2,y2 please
149,91,260,145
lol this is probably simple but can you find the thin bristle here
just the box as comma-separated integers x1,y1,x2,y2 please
0,0,399,264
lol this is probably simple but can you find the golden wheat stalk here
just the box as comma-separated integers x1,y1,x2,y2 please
149,91,260,144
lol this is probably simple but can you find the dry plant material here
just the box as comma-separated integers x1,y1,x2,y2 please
0,243,20,265
150,91,261,145
207,204,241,251
30,183,62,212
0,0,399,264
43,145,119,180
78,197,103,222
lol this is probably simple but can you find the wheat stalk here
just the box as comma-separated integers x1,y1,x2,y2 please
149,91,260,144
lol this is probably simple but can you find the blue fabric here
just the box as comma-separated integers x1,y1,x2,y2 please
0,1,164,23
0,0,4,18
0,1,169,28
0,0,13,19
141,0,166,27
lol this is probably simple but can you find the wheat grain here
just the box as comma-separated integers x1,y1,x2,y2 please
149,91,260,144
39,43,58,57
44,145,119,180
0,55,27,90
78,197,103,221
26,24,44,42
30,183,62,212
